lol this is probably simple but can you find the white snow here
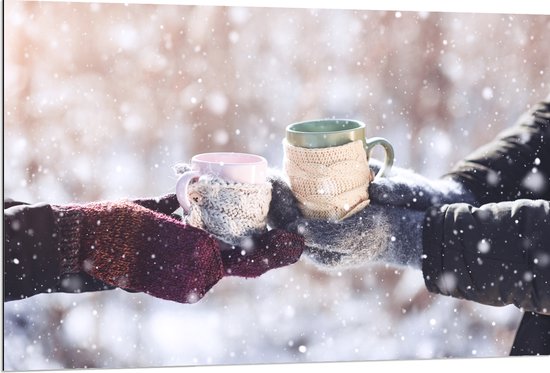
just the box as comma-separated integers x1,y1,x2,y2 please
477,239,491,254
4,2,545,370
482,87,494,100
522,170,547,193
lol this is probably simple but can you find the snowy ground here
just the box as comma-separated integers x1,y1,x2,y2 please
3,262,523,369
4,2,549,370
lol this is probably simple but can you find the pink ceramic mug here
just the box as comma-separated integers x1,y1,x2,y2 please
176,152,268,213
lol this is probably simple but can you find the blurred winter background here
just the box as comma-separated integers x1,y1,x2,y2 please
3,1,550,370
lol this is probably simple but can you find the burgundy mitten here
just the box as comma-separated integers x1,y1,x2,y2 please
52,194,304,304
220,229,304,278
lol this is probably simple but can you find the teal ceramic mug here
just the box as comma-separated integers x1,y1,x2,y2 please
285,119,394,179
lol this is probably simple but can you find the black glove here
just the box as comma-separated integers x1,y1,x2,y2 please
267,171,425,270
367,159,478,210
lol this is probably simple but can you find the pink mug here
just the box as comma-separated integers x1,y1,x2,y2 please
176,152,268,212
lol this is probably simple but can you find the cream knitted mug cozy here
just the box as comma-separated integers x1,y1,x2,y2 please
283,139,374,221
183,174,272,246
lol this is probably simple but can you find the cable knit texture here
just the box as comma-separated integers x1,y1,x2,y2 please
283,139,374,221
184,175,272,246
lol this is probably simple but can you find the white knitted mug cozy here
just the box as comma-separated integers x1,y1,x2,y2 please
182,174,272,246
283,139,374,221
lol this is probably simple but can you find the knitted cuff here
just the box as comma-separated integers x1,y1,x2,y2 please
183,175,272,246
283,139,373,221
51,205,86,275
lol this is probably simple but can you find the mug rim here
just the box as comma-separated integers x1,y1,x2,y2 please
192,152,267,166
286,118,366,135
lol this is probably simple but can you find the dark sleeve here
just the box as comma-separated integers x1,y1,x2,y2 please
422,199,550,314
4,201,113,301
446,98,550,204
4,199,30,209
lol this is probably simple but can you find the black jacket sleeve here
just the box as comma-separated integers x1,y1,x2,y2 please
4,200,113,301
422,95,550,313
446,98,550,204
422,199,550,314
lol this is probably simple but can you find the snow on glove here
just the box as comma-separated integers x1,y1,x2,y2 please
367,158,478,210
267,172,425,270
52,194,304,304
291,204,425,269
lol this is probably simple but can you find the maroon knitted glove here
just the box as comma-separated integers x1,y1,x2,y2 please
51,194,304,304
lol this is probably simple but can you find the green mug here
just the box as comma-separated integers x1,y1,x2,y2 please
285,119,394,179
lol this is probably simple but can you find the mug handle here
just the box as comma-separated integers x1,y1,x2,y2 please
364,137,394,179
176,170,201,213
